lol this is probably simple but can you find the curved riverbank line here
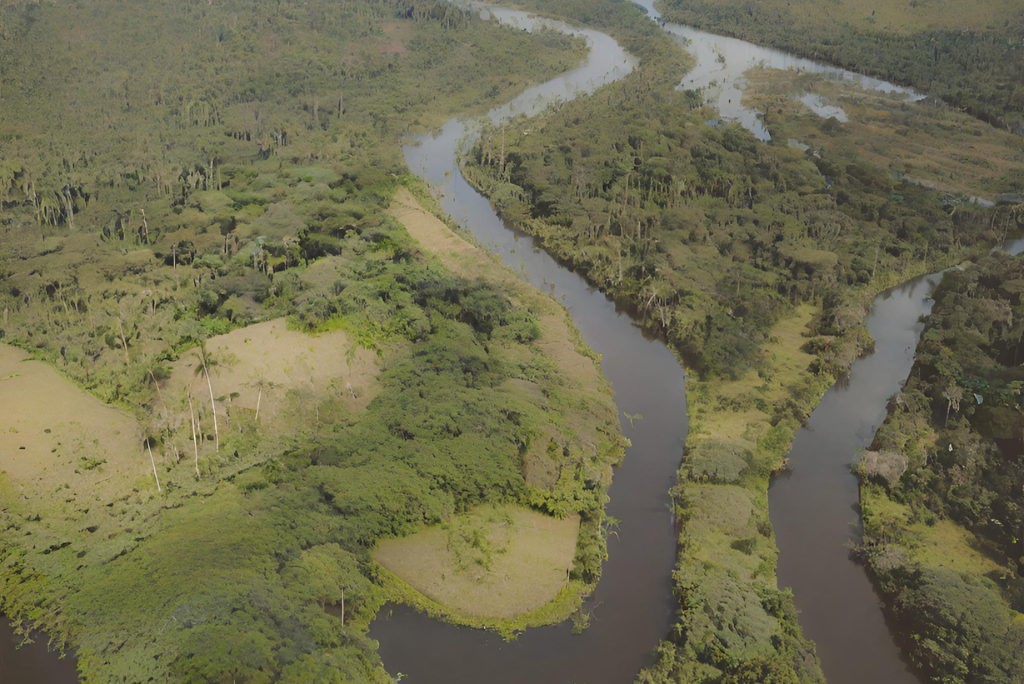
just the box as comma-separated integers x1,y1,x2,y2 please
368,9,689,684
372,4,994,684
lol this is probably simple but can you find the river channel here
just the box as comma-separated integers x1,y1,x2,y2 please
4,2,990,683
370,8,686,684
370,5,949,684
1,619,79,684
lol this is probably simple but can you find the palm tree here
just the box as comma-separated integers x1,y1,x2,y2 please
943,385,963,426
187,390,200,477
247,372,276,424
193,342,219,453
146,438,162,493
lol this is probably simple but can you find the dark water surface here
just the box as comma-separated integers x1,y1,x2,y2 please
769,239,1024,684
1,619,78,684
770,273,942,684
370,6,946,684
369,9,687,684
6,2,1010,682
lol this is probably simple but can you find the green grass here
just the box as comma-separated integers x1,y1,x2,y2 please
0,1,615,681
374,504,580,621
909,519,1004,576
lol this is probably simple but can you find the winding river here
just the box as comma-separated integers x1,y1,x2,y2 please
370,5,946,684
370,9,686,684
5,3,994,683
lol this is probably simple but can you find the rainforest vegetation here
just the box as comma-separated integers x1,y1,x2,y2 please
0,0,627,681
657,0,1024,132
462,0,1014,681
859,252,1024,684
2,0,1022,681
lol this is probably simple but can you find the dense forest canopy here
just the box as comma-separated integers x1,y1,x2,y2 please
464,41,996,383
657,0,1024,132
860,253,1024,684
0,1,628,682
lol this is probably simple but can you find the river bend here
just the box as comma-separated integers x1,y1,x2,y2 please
5,3,985,683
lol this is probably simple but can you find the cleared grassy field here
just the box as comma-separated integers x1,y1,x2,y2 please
862,485,1007,580
374,504,580,618
698,304,818,446
0,343,143,494
166,316,381,431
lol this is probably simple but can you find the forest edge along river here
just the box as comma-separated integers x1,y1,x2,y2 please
370,4,987,684
370,8,688,684
2,2,1008,683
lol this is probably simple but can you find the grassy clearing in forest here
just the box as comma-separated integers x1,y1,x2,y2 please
693,305,819,451
911,518,1005,577
861,485,1009,604
0,343,143,492
711,305,818,410
166,317,381,428
374,504,580,619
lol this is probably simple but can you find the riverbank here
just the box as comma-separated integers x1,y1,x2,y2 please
0,1,610,679
856,252,1024,684
375,185,625,634
367,10,686,681
455,0,1005,680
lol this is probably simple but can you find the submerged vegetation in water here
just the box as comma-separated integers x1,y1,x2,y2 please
0,0,629,681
